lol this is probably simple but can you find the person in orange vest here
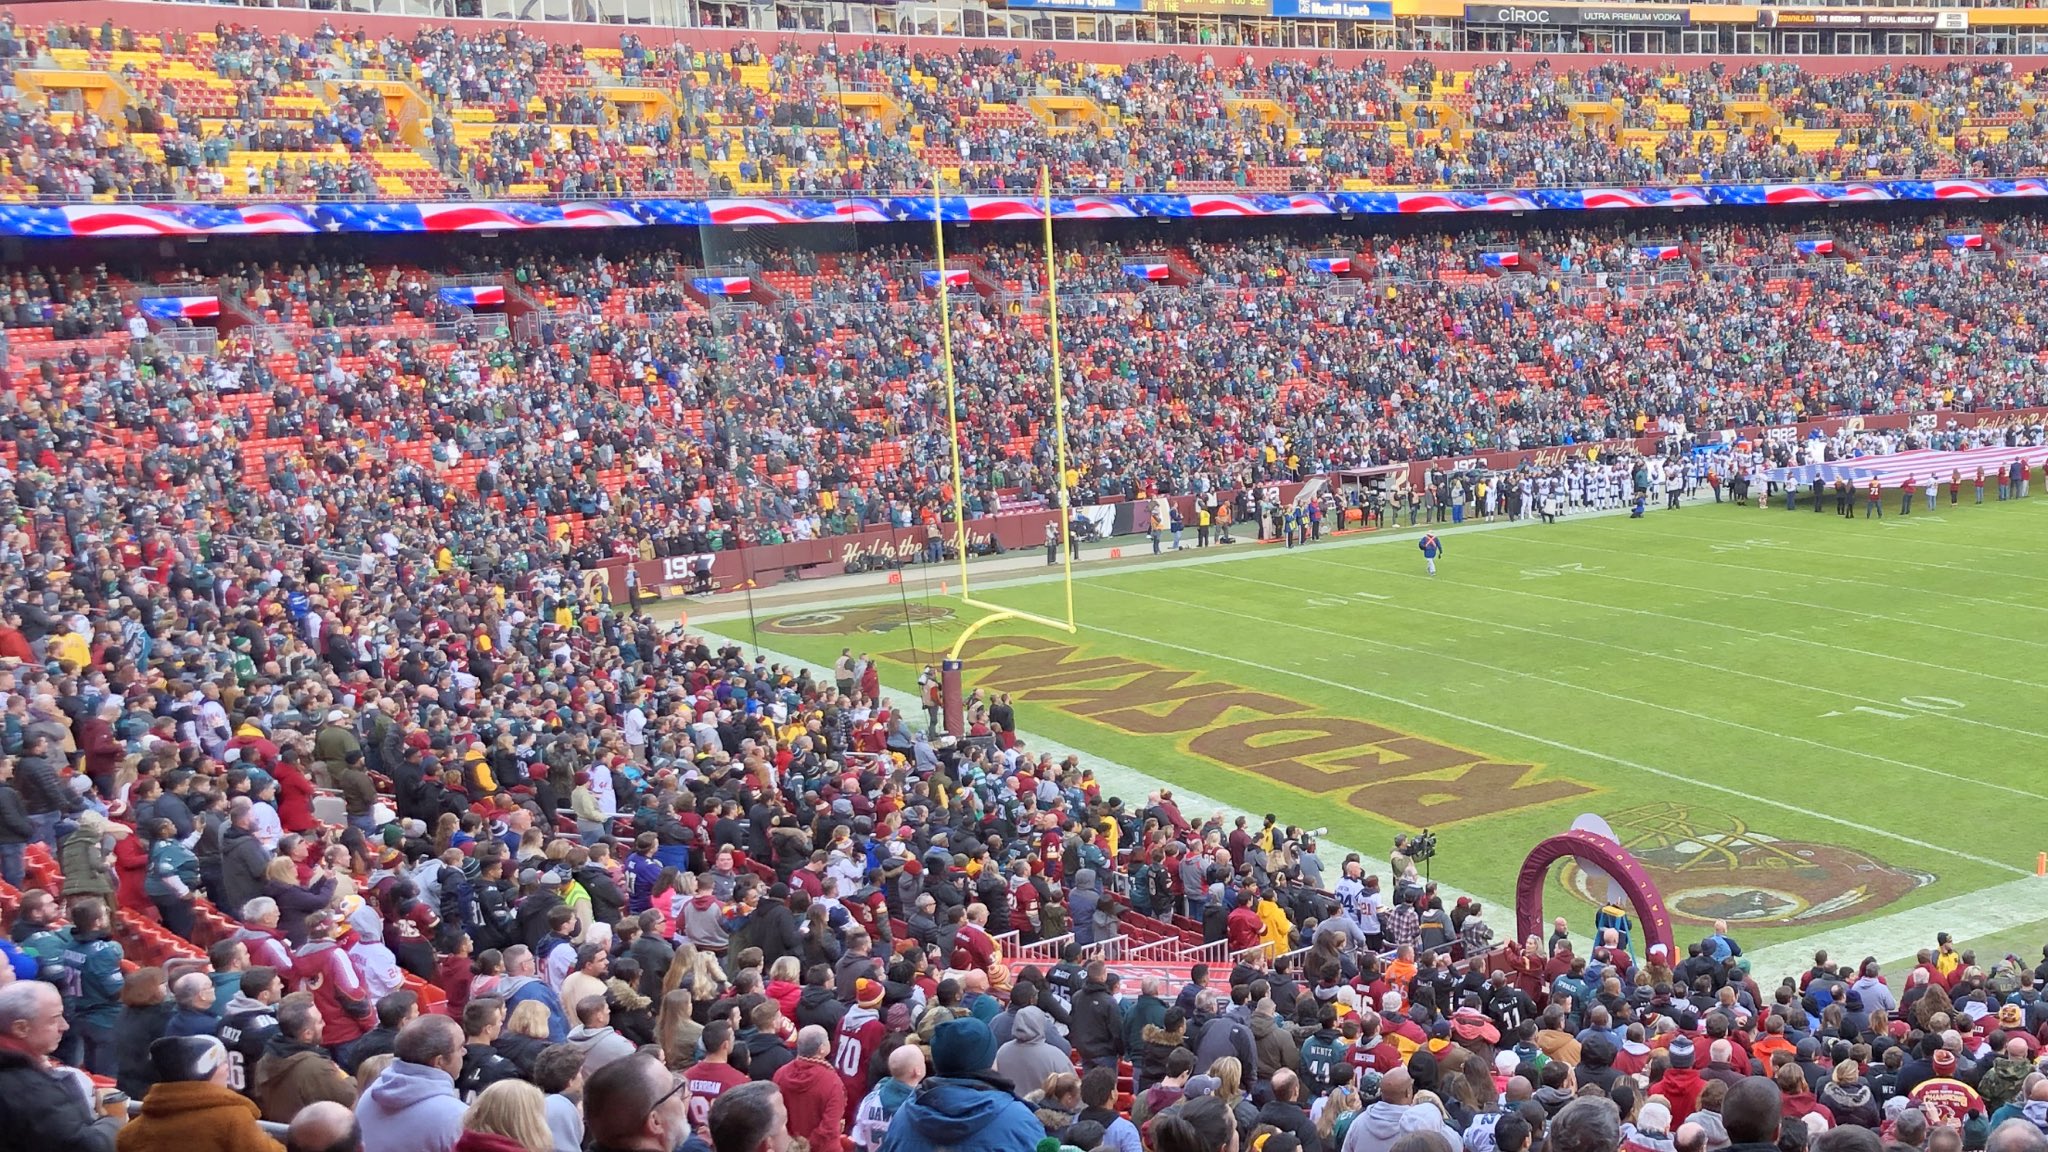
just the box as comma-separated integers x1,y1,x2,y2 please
1866,477,1884,519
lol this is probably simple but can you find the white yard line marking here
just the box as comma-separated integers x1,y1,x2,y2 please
1545,533,2048,623
1212,562,2048,751
1742,875,2048,980
1299,548,2048,691
1090,583,2029,876
1174,570,2048,805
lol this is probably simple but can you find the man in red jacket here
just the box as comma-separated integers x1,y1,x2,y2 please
77,701,124,799
1226,891,1265,954
772,1025,846,1152
270,753,317,834
293,909,374,1060
1654,1036,1706,1121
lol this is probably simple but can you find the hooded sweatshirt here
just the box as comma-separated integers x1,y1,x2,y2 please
684,890,730,951
877,1076,1045,1152
993,1007,1074,1100
355,1059,467,1152
1339,1100,1458,1152
566,1024,638,1072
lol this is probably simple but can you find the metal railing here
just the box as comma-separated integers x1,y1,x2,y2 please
1010,933,1074,966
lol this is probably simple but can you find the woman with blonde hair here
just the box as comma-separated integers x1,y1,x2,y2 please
355,1053,396,1096
1208,1056,1260,1136
1316,1083,1362,1146
1028,1071,1082,1135
456,1079,553,1152
495,999,553,1075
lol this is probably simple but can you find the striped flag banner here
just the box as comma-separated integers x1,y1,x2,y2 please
437,285,506,307
922,269,971,289
1762,444,2048,487
692,276,753,296
1946,233,1986,249
1481,251,1522,269
1638,244,1684,261
1307,257,1352,274
138,295,220,321
1794,239,1836,256
1121,263,1172,281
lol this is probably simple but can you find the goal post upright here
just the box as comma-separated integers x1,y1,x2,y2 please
932,166,1080,736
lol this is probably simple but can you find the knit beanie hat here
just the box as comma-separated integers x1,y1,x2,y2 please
930,1017,997,1077
151,1035,229,1083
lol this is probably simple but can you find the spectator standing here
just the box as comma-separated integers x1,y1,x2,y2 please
117,1034,284,1152
0,981,127,1150
59,810,122,903
878,1018,1040,1152
145,818,202,936
772,1025,845,1152
0,758,31,887
115,966,176,1100
253,992,356,1122
356,1015,470,1152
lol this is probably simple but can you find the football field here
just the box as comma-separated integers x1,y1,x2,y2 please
690,492,2048,974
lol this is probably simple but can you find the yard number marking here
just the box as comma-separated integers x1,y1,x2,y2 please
1522,562,1603,578
1821,695,1965,720
1303,590,1391,608
1709,538,1786,553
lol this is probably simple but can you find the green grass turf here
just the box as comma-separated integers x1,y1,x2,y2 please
730,493,2048,953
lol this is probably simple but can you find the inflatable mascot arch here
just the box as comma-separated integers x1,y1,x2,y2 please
1515,825,1677,961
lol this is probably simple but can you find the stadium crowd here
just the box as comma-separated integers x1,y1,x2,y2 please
7,18,2048,198
7,212,2048,558
0,431,2046,1152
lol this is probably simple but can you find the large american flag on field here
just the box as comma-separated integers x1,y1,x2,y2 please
1763,444,2048,487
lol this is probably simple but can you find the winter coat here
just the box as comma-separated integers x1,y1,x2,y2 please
0,781,31,844
272,761,316,834
117,1080,283,1152
1251,1014,1300,1080
1067,979,1123,1064
1192,1015,1258,1083
774,1055,848,1152
115,1000,175,1098
219,826,271,921
1123,994,1168,1060
0,1045,123,1152
994,1007,1074,1099
742,1027,795,1084
1818,1080,1881,1129
59,827,116,900
1258,1098,1323,1152
877,1076,1044,1152
265,875,335,948
354,1059,466,1152
252,1038,355,1122
1135,1025,1188,1094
